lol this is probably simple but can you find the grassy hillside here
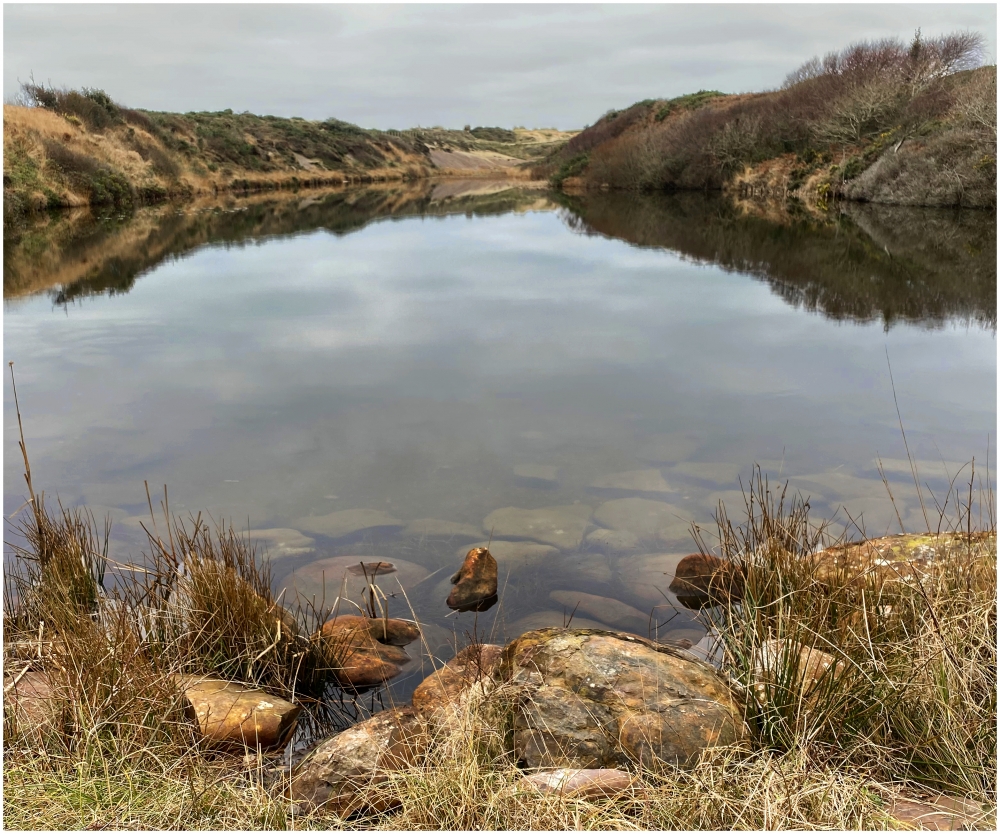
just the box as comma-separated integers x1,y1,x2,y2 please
537,33,996,208
3,83,574,228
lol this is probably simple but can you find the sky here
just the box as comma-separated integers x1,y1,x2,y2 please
4,3,997,130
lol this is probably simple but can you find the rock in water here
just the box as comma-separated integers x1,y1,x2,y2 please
175,676,300,751
668,552,742,608
447,547,498,612
482,505,592,550
592,497,693,540
289,706,428,815
588,469,674,495
320,615,421,690
499,628,745,770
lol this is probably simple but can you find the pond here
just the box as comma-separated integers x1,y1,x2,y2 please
4,180,996,704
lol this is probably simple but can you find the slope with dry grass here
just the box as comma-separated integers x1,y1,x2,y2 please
537,33,996,209
3,82,574,229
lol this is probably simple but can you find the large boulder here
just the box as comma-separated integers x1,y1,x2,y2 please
499,628,746,770
288,706,428,815
320,615,420,691
176,675,300,751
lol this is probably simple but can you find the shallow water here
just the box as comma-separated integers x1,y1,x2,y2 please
4,183,996,704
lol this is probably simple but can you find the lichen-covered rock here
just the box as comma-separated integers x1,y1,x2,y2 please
811,532,990,587
320,615,420,691
517,768,642,799
499,628,746,770
447,547,498,612
176,675,300,751
411,644,504,731
288,706,428,815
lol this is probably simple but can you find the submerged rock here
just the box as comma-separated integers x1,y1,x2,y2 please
447,547,498,612
176,675,300,752
507,610,609,637
584,528,642,554
588,469,674,495
294,509,404,540
482,504,592,551
247,528,316,560
514,464,560,486
592,498,693,541
517,768,642,799
549,590,649,636
321,614,421,691
401,518,483,542
287,555,428,609
499,628,746,770
288,706,428,815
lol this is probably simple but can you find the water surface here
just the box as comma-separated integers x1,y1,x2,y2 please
4,183,995,700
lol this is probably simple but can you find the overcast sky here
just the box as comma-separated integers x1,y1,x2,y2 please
4,4,996,130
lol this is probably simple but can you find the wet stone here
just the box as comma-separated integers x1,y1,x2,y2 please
447,547,499,612
668,552,741,608
320,614,421,691
482,504,592,551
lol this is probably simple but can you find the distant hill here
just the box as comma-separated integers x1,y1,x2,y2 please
3,82,576,227
535,33,996,209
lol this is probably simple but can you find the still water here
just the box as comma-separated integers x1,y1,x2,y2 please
4,183,996,700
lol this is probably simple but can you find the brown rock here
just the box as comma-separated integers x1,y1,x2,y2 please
517,768,641,799
411,643,504,730
668,553,743,608
176,676,300,752
447,547,498,612
289,706,428,815
321,615,420,691
500,628,746,770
